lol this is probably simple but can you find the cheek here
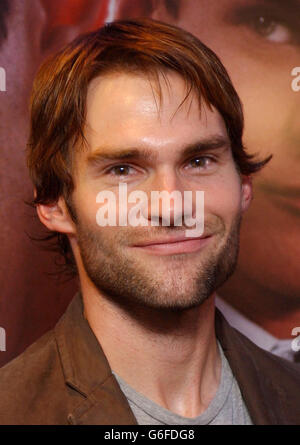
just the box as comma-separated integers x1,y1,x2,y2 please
239,79,293,155
75,186,134,230
203,173,242,224
72,184,101,227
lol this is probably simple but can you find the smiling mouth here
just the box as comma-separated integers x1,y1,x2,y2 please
131,235,212,255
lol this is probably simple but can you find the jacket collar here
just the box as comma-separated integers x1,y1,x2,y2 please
54,292,137,425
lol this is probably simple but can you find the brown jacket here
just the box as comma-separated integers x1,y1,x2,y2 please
0,292,299,425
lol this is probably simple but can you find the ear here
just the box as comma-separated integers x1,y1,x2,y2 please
36,196,76,235
241,175,253,213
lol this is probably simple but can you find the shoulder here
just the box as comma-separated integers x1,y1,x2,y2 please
0,329,56,380
0,328,81,425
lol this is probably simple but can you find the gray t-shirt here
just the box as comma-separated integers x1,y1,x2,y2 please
113,343,253,425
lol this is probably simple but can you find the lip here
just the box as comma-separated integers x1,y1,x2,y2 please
131,235,212,255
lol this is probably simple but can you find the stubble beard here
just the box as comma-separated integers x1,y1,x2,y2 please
75,214,241,314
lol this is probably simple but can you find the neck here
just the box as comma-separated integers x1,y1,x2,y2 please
82,283,221,418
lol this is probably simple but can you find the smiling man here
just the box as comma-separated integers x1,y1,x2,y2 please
0,19,299,425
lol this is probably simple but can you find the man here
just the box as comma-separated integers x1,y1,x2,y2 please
0,18,299,425
116,0,300,361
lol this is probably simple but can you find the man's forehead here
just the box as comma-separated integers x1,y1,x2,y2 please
85,70,223,137
81,70,229,166
86,69,206,120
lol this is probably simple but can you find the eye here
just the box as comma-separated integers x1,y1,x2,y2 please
106,164,136,177
248,15,291,43
185,156,215,172
190,157,210,168
229,5,300,46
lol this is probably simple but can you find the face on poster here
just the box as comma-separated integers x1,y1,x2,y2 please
0,0,108,364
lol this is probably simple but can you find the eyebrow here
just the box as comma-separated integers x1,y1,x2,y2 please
86,136,230,167
181,136,230,159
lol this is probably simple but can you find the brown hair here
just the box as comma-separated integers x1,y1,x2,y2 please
27,18,271,275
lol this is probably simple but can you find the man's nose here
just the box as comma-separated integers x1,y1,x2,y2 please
142,170,186,227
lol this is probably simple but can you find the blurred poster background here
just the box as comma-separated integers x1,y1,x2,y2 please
0,0,300,367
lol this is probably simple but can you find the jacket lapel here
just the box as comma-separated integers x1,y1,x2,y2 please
54,292,137,425
215,309,296,425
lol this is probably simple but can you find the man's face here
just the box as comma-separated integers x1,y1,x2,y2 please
68,71,250,310
146,0,300,302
